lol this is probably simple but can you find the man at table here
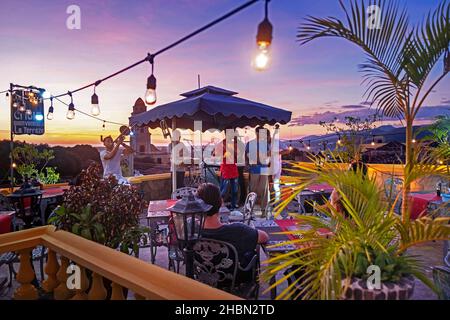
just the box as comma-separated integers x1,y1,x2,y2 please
197,183,268,278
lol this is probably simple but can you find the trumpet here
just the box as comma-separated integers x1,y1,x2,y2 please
113,125,132,143
100,125,133,143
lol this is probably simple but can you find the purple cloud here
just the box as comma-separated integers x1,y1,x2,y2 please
289,105,450,126
340,104,367,109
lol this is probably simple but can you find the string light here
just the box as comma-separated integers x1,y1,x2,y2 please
47,97,54,120
4,0,268,129
91,83,100,116
144,55,157,105
337,134,342,145
412,139,416,143
40,89,51,99
66,92,75,120
371,135,375,146
253,0,272,70
307,140,311,150
5,91,9,104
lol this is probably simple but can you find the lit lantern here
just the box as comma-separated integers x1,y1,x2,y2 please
168,191,211,278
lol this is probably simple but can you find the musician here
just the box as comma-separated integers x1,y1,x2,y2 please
100,133,134,184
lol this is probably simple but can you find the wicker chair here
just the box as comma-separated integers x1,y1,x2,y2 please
171,187,198,200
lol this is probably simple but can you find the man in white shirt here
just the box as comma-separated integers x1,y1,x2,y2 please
100,135,133,184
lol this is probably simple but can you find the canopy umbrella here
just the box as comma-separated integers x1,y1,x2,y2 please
129,85,292,192
129,86,292,131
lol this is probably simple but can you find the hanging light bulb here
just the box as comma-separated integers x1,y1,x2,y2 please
371,136,375,146
288,140,293,151
253,0,272,71
337,134,342,145
144,55,157,105
102,121,106,130
91,86,100,116
47,97,54,120
307,140,311,150
5,92,10,104
25,108,32,116
18,104,26,112
412,138,416,144
66,92,75,120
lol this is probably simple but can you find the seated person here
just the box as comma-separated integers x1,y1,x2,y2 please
197,183,269,284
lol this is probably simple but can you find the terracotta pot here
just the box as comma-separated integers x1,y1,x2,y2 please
342,275,415,300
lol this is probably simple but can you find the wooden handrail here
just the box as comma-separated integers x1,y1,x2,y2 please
0,226,240,300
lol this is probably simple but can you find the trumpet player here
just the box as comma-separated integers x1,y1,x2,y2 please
100,133,134,184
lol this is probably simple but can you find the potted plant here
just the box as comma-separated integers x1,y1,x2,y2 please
49,163,149,297
265,153,450,300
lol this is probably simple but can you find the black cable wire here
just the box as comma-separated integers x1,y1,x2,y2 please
53,96,127,127
47,0,261,100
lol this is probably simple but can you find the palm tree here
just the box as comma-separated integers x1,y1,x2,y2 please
297,0,449,222
265,154,449,299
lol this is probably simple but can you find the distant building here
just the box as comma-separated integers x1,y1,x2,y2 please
362,141,406,163
130,98,152,155
129,98,171,175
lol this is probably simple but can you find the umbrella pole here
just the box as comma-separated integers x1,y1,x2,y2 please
171,119,177,193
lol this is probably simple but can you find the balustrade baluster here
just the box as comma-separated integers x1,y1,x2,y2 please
13,248,39,300
111,282,126,300
71,266,89,300
88,272,107,300
41,249,59,293
54,256,74,300
134,293,146,300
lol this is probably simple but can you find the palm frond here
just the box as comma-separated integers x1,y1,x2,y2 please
298,0,411,117
396,216,450,253
403,1,450,91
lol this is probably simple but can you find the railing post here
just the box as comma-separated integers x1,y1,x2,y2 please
41,249,60,293
111,282,125,300
71,266,89,300
88,272,107,300
13,248,38,300
54,257,73,300
134,293,146,300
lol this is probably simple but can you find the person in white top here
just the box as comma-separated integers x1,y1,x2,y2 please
100,135,133,184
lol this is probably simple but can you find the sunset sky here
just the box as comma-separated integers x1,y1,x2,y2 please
1,0,449,146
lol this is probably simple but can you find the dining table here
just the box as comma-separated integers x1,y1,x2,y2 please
408,192,442,220
255,218,333,299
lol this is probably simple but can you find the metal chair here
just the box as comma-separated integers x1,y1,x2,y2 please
9,193,43,230
171,187,198,200
228,192,257,225
433,266,450,300
193,238,259,299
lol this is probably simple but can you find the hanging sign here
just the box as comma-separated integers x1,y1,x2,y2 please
11,90,45,135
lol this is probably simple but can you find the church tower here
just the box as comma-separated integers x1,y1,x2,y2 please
131,98,151,155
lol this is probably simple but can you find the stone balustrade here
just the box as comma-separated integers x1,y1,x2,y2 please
0,226,240,300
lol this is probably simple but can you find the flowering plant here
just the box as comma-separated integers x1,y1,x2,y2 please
49,163,148,255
